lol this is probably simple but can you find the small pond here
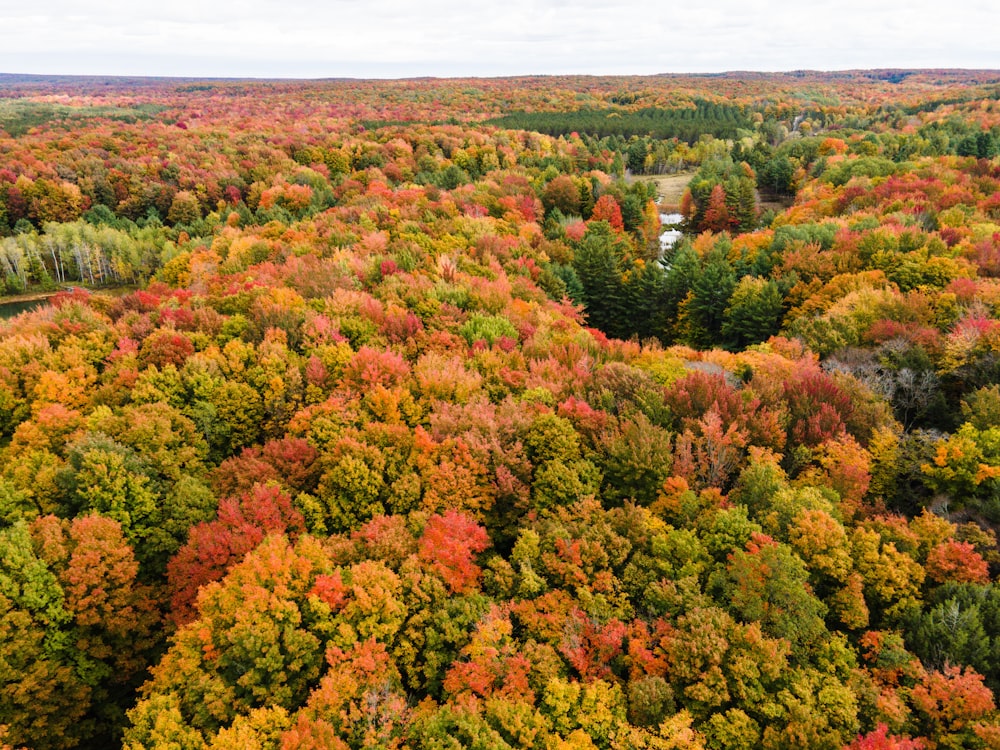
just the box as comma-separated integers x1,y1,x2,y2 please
659,213,684,254
0,296,53,320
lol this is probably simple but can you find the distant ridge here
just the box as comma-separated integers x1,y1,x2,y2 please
2,69,1000,86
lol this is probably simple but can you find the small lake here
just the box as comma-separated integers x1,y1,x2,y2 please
0,286,135,321
0,296,52,320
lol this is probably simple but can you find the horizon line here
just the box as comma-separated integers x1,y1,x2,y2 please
2,67,1000,84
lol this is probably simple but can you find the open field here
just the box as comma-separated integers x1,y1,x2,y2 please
630,172,693,210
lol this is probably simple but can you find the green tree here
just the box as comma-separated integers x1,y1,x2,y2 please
905,583,1000,691
711,536,829,655
626,141,649,174
721,276,784,349
680,247,736,348
759,155,795,195
572,222,631,339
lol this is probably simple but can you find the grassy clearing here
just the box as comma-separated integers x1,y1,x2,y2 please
630,172,693,210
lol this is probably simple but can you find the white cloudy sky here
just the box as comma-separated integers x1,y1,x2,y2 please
0,0,996,78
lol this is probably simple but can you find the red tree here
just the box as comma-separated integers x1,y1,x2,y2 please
925,540,990,584
845,724,924,750
702,184,734,233
166,484,305,625
590,194,624,230
418,511,491,594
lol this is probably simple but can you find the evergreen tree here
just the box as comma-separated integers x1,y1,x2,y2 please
682,246,736,348
661,240,701,342
572,222,629,338
722,276,784,349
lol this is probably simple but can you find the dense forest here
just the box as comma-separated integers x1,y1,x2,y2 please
3,69,1000,749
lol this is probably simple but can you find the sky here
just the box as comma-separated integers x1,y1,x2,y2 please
1,0,997,79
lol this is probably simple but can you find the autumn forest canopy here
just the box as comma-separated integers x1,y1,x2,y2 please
4,69,1000,749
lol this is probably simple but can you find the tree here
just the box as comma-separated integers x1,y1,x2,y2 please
418,511,491,594
851,527,925,627
27,179,84,225
166,484,305,625
543,176,581,217
673,407,748,491
702,184,734,233
624,258,671,341
680,247,736,348
590,195,624,231
1,516,158,750
442,607,537,702
61,434,160,554
626,141,648,174
844,724,923,750
649,605,789,725
760,155,795,196
722,277,784,350
925,541,990,585
598,412,674,506
211,438,321,499
130,535,331,739
138,330,195,370
725,173,759,232
167,191,202,226
209,380,265,454
283,639,408,749
921,424,1000,513
788,508,868,629
759,664,860,749
0,522,90,750
711,534,829,653
782,369,854,448
572,222,630,339
909,666,997,749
